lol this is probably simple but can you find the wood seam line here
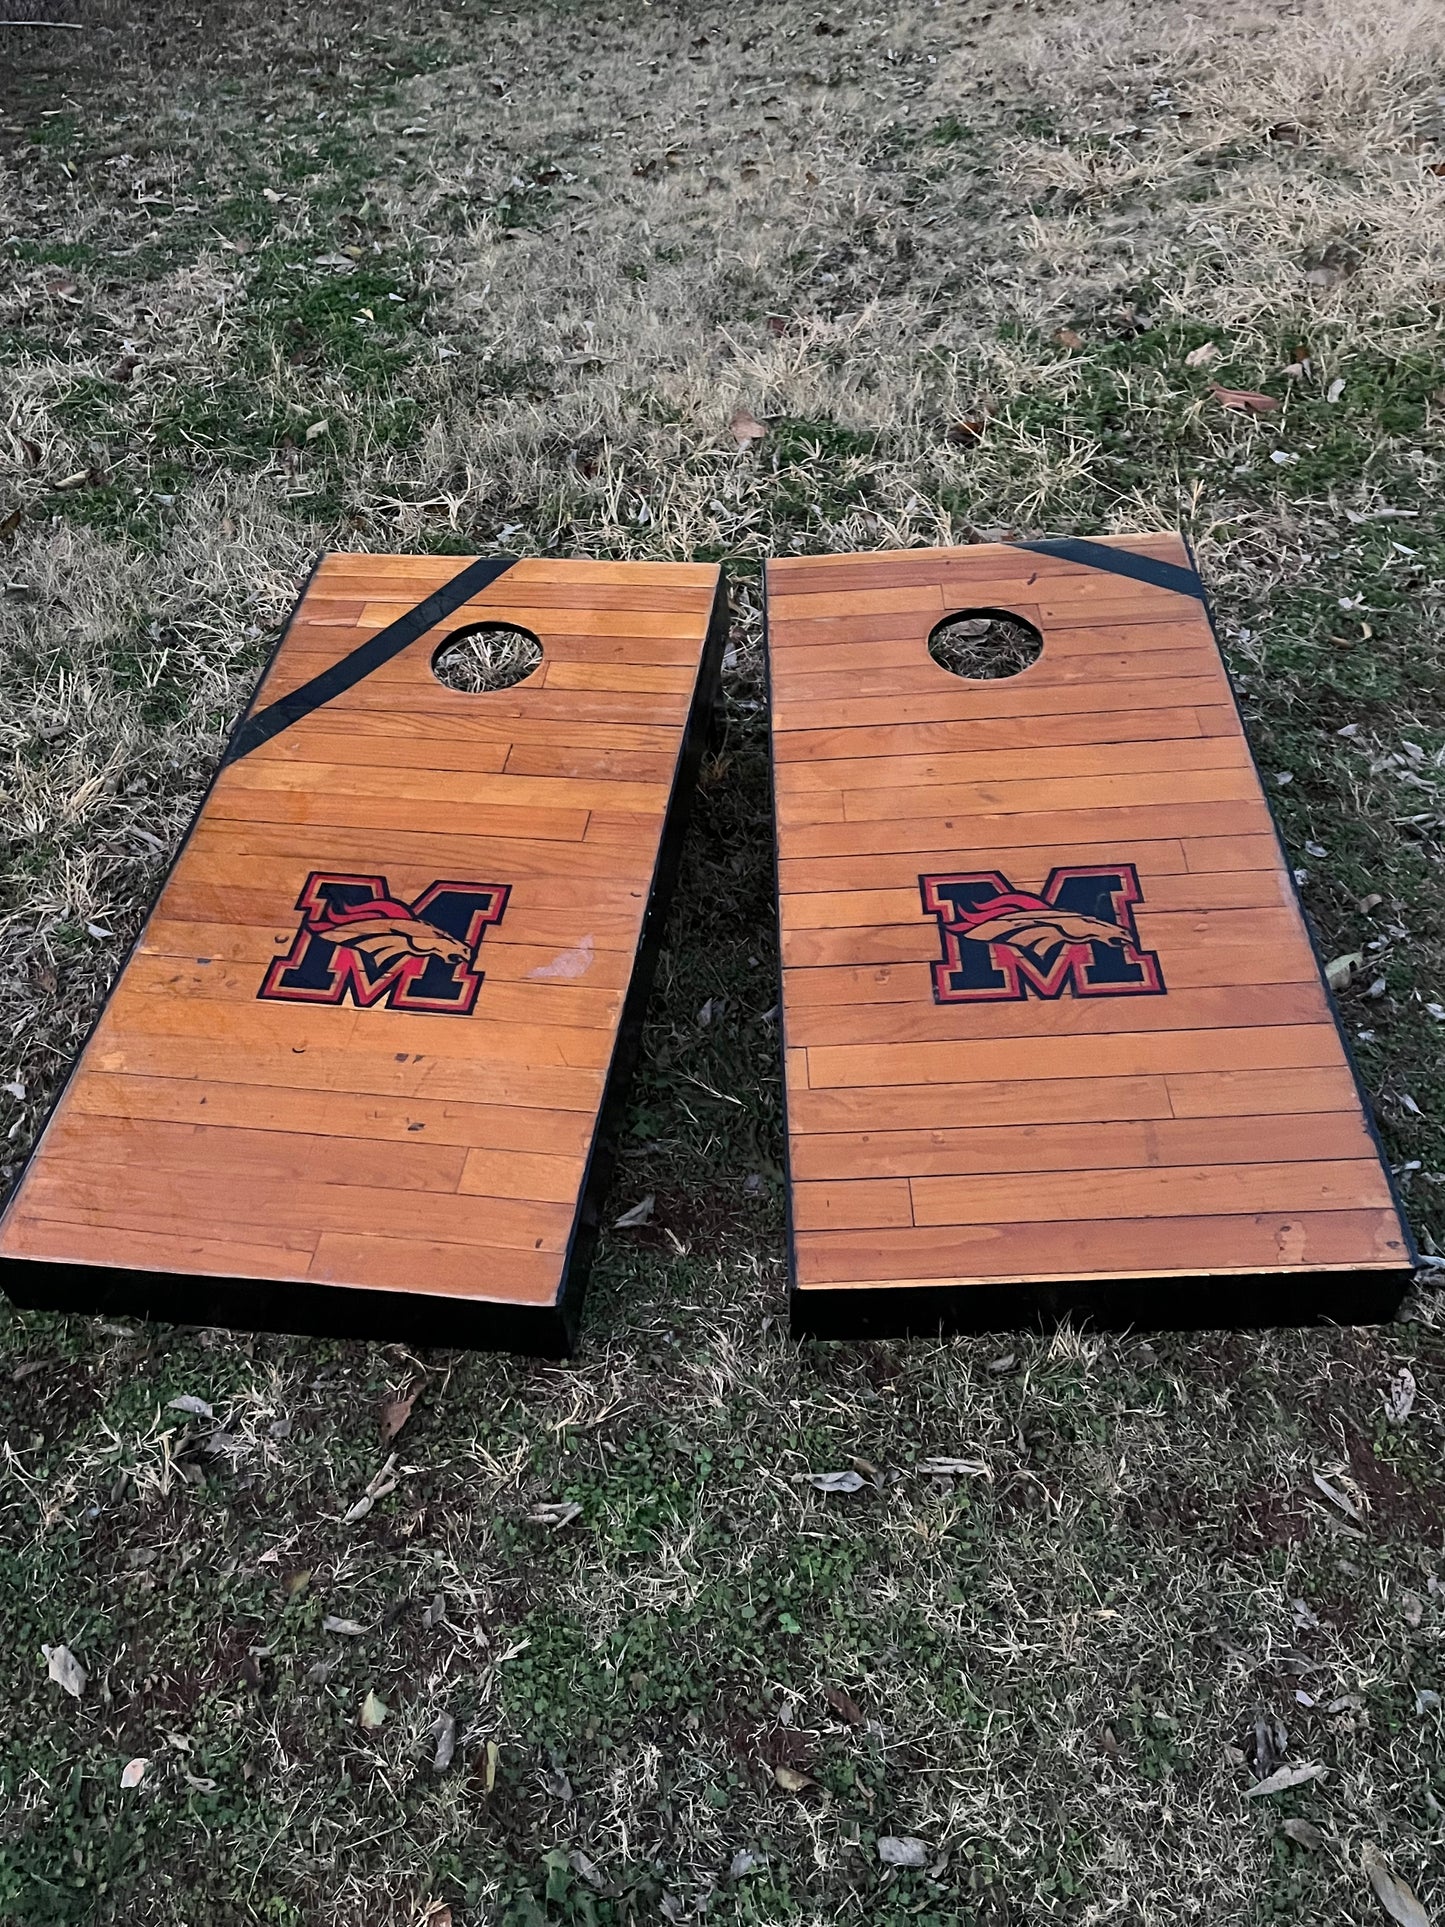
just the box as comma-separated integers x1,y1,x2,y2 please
223,555,518,765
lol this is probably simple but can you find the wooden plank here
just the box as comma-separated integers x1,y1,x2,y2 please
767,536,1411,1334
790,1110,1376,1181
0,554,725,1353
792,1210,1410,1289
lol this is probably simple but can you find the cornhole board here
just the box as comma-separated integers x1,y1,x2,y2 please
766,535,1415,1337
0,553,727,1355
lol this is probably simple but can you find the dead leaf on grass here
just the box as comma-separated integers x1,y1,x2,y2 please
1211,384,1280,414
809,1469,865,1493
1185,341,1220,368
1401,1590,1424,1630
1245,1760,1328,1796
43,1643,86,1698
1326,952,1363,991
120,1757,148,1789
1054,327,1084,350
823,1683,865,1725
614,1194,654,1228
322,1615,367,1636
772,1763,817,1793
1363,1845,1433,1927
1282,1817,1328,1849
433,1710,457,1771
730,408,767,445
167,1394,214,1418
1384,1367,1416,1423
380,1380,421,1445
359,1689,389,1729
878,1836,929,1867
484,1739,499,1792
946,416,988,445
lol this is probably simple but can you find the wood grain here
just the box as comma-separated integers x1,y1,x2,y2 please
767,535,1411,1330
0,553,722,1346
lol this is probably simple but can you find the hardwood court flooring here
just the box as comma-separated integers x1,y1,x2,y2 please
0,554,725,1353
767,536,1414,1336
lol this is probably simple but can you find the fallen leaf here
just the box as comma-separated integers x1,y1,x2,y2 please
1363,1845,1432,1927
809,1469,865,1493
1401,1590,1424,1630
1327,377,1347,402
0,507,20,538
43,1643,87,1698
1282,1817,1328,1849
322,1615,367,1636
1326,952,1363,991
282,1568,311,1598
120,1757,148,1789
1054,327,1084,350
1358,893,1384,914
433,1710,457,1771
878,1836,929,1867
359,1689,389,1729
167,1394,213,1418
379,1380,421,1445
305,419,329,441
183,1769,218,1792
1384,1367,1416,1423
484,1738,499,1792
1211,384,1281,414
946,416,988,445
1246,1761,1328,1796
342,1493,374,1524
823,1683,865,1725
1312,1470,1364,1522
613,1194,655,1228
1185,341,1220,367
920,1456,989,1477
730,1849,765,1878
772,1763,816,1793
730,408,767,446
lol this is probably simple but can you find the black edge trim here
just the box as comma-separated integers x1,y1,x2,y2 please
1,560,729,1360
1008,536,1204,603
545,567,730,1352
778,537,1416,1342
793,1265,1413,1341
762,560,801,1330
222,553,517,764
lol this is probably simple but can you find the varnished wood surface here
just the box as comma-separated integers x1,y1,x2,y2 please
0,554,722,1347
767,536,1413,1332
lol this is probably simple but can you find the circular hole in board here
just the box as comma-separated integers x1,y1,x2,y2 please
927,607,1043,681
431,622,543,694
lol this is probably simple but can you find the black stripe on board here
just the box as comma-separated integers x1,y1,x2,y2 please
222,554,518,764
1009,537,1204,603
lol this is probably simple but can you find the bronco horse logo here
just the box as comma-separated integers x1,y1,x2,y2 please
260,872,510,1015
920,864,1164,1004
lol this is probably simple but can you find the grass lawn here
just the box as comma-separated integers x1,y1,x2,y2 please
1,0,1443,1920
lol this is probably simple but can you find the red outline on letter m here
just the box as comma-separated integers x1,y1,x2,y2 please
920,863,1165,1005
259,871,510,1015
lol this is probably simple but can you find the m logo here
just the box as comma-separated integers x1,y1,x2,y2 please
920,863,1164,1004
260,871,510,1015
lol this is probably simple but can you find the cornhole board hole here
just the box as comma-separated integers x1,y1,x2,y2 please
0,553,726,1355
766,535,1414,1338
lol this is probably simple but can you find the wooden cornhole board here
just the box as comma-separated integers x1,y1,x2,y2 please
767,535,1414,1337
0,553,726,1355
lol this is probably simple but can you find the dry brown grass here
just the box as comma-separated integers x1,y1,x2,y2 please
1,1,1444,1922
